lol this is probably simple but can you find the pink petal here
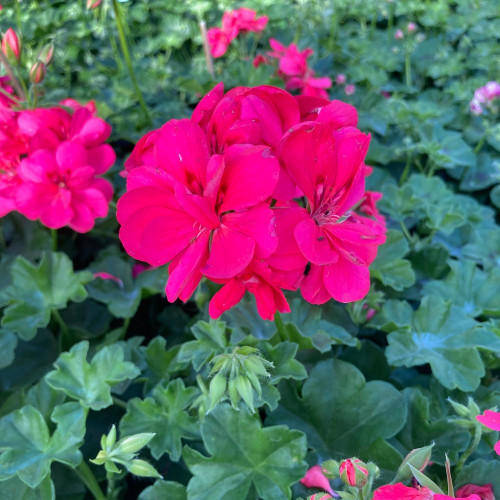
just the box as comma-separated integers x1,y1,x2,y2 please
317,100,358,128
477,410,500,431
191,82,224,131
166,231,209,302
18,150,57,183
495,440,500,455
86,144,116,174
126,165,174,191
16,182,57,220
39,188,74,229
323,258,370,302
253,282,290,320
294,95,330,121
294,217,339,265
300,264,330,305
154,119,210,193
300,466,334,496
209,279,246,319
218,144,279,212
202,225,255,279
56,141,88,170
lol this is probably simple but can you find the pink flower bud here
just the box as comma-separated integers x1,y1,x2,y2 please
456,484,494,500
335,73,346,85
339,458,369,488
252,54,269,68
87,0,102,9
2,28,21,63
37,43,54,65
308,495,335,500
394,29,404,40
30,61,46,84
300,465,334,495
345,84,356,96
407,22,417,33
470,99,483,115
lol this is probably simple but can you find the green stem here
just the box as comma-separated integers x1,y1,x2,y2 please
51,228,58,252
112,396,128,410
358,490,366,500
399,220,413,243
111,0,151,125
474,134,486,154
399,154,412,185
52,309,70,341
106,471,116,499
454,424,482,477
121,317,130,337
14,0,22,31
405,51,412,88
74,462,106,500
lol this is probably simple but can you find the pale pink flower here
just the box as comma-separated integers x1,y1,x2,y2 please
394,29,404,40
345,84,356,95
335,73,346,85
407,22,417,33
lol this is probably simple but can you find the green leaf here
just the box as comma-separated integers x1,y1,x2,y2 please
408,464,444,494
45,341,140,410
267,359,406,471
141,337,181,391
0,403,85,488
371,230,416,291
183,405,307,500
397,388,469,465
177,320,228,371
0,253,93,340
456,459,500,497
386,296,500,391
423,259,500,317
138,480,187,500
280,298,359,352
258,342,307,384
120,378,200,461
0,330,17,369
0,474,55,500
491,184,500,209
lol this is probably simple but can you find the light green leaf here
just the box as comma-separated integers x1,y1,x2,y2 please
45,341,140,410
371,230,415,291
386,296,500,391
0,253,93,340
423,259,500,317
0,403,85,488
0,330,17,368
183,405,307,500
120,378,199,461
0,474,55,500
138,480,186,500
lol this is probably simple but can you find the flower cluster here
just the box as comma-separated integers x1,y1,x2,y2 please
207,7,268,58
256,39,332,99
0,95,115,231
373,483,487,500
470,81,500,115
117,83,386,320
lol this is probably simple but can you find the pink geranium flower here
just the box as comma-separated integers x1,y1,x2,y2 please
300,465,335,496
117,119,279,303
456,484,494,500
15,143,113,232
0,76,19,108
476,409,500,454
373,484,481,500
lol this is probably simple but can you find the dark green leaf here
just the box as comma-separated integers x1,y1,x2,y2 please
120,379,200,461
183,405,307,500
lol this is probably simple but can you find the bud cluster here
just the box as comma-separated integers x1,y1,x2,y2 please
208,346,274,413
91,425,161,479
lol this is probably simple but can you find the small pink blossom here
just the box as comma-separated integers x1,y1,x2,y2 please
335,73,346,85
300,465,334,496
94,272,124,288
476,409,500,454
394,29,404,40
407,22,417,33
345,84,356,95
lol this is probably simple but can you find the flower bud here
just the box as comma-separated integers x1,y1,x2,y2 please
345,84,356,96
335,73,346,85
339,458,369,488
407,22,417,33
394,443,434,482
87,0,102,9
37,43,54,66
394,29,404,40
127,459,162,478
2,28,21,63
116,432,155,455
30,61,46,84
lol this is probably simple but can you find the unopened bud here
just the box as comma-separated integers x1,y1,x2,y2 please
407,22,417,33
116,432,155,455
87,0,102,9
30,61,46,84
2,28,21,63
37,43,54,66
321,459,339,479
394,29,404,40
127,459,162,478
394,443,434,481
339,458,369,488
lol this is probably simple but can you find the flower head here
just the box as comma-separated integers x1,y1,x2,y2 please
339,458,368,488
456,484,494,500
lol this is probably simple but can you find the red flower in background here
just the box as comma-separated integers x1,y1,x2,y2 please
207,7,268,58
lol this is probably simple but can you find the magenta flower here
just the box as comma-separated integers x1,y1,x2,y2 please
15,144,113,232
0,153,22,217
345,84,356,96
476,409,500,454
300,465,334,496
117,119,279,303
456,484,494,500
470,81,500,115
374,483,482,500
